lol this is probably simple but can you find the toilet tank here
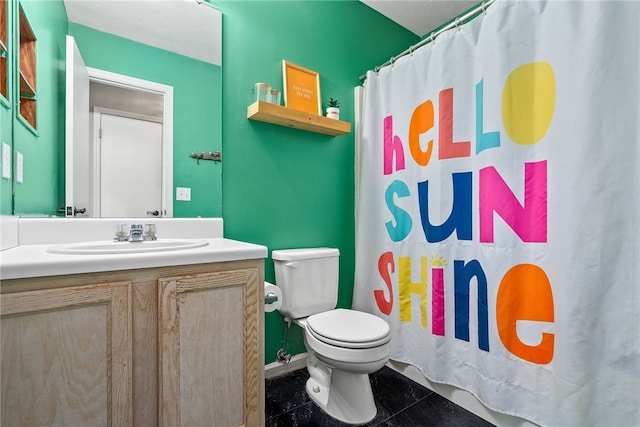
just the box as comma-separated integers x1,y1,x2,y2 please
272,248,339,320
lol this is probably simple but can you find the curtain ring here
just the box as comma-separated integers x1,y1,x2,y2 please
374,65,380,74
455,17,461,31
429,33,436,45
390,56,395,67
409,45,414,57
481,1,488,14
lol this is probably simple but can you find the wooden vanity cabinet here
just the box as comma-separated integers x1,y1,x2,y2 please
0,259,265,427
158,266,263,427
1,281,133,426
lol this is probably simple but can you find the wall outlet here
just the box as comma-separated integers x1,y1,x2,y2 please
1,143,10,179
176,187,191,201
16,152,23,183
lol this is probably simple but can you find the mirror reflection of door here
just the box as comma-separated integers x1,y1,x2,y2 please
65,35,90,217
97,111,162,217
65,35,173,218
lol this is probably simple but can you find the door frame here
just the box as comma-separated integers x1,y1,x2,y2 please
87,67,174,217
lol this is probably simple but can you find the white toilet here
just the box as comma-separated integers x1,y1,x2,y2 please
272,248,391,425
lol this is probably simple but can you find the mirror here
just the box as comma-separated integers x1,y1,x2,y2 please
65,0,222,217
62,0,222,218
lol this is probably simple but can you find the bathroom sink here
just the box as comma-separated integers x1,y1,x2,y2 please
47,239,209,255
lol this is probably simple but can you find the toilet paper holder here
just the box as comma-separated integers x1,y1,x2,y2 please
264,281,282,313
265,292,279,305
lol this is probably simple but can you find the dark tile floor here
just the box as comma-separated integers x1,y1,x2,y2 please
266,366,496,426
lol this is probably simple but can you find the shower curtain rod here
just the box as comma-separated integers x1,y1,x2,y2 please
359,0,495,81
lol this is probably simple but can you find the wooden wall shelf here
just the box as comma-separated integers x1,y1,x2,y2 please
19,71,36,97
247,101,351,136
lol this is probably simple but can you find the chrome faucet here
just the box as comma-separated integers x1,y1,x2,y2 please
129,224,144,242
113,223,156,242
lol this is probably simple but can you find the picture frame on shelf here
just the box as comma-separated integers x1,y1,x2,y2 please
282,60,321,115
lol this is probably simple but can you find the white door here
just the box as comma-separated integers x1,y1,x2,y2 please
99,113,163,217
65,35,90,217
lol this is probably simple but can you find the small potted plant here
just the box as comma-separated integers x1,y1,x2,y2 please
326,98,340,120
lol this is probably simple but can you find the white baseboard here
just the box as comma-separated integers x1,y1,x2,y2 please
264,353,307,379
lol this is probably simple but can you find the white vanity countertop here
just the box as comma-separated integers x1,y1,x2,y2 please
0,217,267,280
0,238,267,280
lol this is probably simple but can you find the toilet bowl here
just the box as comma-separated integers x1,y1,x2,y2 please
272,248,391,424
296,309,391,424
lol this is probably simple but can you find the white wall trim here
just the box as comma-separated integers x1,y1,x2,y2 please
91,110,101,217
264,353,307,380
93,106,163,124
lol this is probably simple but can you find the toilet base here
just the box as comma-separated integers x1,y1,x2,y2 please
305,369,377,425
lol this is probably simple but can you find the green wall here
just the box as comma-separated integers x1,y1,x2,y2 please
2,0,419,365
214,0,418,363
2,0,68,215
67,23,223,218
0,0,13,214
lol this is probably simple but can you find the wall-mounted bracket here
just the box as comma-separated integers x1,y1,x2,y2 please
189,151,222,164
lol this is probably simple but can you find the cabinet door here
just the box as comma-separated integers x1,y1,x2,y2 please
158,268,261,427
1,282,133,426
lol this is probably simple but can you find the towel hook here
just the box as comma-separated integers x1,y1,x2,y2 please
189,151,222,165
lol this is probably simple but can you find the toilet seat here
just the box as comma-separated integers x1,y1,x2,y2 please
306,309,391,349
303,320,391,366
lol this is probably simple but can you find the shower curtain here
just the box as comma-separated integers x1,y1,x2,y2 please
353,1,639,425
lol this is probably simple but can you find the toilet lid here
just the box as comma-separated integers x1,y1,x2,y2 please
306,309,391,349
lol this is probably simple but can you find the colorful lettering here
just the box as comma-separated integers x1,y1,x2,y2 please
454,260,490,351
417,172,473,242
476,79,501,153
438,88,471,159
375,252,394,315
409,101,435,166
371,63,556,365
479,161,547,243
385,180,412,242
431,262,445,336
399,256,428,328
496,264,554,364
383,115,405,175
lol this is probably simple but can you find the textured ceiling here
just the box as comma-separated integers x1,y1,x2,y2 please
360,0,479,37
63,1,478,65
63,0,222,65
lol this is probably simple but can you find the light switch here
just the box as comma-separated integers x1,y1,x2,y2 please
176,187,191,201
16,152,23,183
1,143,10,179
